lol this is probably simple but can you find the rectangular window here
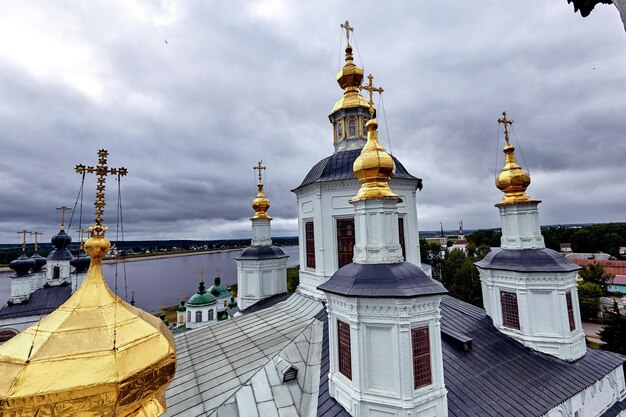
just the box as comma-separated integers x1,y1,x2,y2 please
501,291,520,330
195,311,202,322
305,221,315,269
566,292,576,332
337,320,352,380
52,266,60,279
337,218,355,268
398,217,406,260
412,327,432,389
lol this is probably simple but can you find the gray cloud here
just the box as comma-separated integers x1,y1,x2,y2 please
0,1,625,243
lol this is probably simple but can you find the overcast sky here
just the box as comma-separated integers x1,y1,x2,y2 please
0,1,625,244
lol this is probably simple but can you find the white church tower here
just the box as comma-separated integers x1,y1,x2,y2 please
476,112,585,362
293,22,423,300
319,106,448,417
236,161,288,310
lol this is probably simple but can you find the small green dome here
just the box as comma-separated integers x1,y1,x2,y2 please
208,276,231,298
187,281,217,307
176,301,186,312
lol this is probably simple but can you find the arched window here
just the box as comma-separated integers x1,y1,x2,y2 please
208,309,214,321
224,300,228,307
52,266,60,279
336,121,344,139
348,119,356,137
362,118,367,136
195,311,202,322
187,311,191,323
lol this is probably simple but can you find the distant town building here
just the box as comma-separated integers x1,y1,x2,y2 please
449,220,468,253
560,242,573,253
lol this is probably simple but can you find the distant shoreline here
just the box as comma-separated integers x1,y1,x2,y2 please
0,248,245,272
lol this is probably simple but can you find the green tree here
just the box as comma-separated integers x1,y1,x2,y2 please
468,229,501,247
571,229,593,253
579,263,615,294
577,281,602,320
599,302,626,355
442,249,483,308
474,244,491,261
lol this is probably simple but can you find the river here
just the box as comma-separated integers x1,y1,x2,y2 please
0,246,300,314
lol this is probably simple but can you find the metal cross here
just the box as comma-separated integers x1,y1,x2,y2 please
75,149,127,228
497,111,514,145
215,266,220,276
30,231,42,252
17,230,30,253
360,74,384,119
56,206,71,230
254,161,266,184
340,20,354,45
198,267,206,280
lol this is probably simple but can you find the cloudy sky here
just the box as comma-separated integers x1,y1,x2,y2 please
0,1,625,243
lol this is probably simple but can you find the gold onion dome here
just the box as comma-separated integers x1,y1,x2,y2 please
332,22,369,113
350,119,402,203
252,161,271,219
0,151,175,417
495,112,540,207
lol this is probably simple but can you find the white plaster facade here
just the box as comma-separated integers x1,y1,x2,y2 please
479,268,586,361
499,203,545,250
185,303,218,330
295,178,421,299
325,294,448,417
237,257,288,310
45,259,72,286
544,365,626,417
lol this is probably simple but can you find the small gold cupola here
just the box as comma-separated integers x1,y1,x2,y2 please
0,150,176,417
252,161,271,219
332,21,369,113
495,112,541,207
351,75,401,203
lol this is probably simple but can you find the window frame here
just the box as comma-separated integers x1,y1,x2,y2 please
336,217,355,268
566,292,576,332
305,221,316,269
500,291,520,330
412,326,432,389
337,320,352,380
398,216,406,261
195,310,202,323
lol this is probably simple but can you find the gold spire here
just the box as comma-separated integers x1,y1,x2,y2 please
332,20,369,113
30,231,42,252
252,161,271,219
351,110,401,203
0,150,175,417
17,230,29,252
495,112,540,207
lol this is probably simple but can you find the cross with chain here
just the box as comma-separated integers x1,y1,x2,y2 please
17,230,30,252
360,74,384,119
497,111,514,145
340,20,354,45
75,149,127,230
253,161,266,185
30,231,42,252
56,206,71,230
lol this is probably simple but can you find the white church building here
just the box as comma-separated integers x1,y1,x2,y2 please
162,24,626,417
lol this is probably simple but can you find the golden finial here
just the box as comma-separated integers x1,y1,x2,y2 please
497,111,514,145
75,149,128,238
350,118,400,203
495,112,540,207
79,228,88,250
252,161,271,219
340,20,354,46
17,230,30,253
30,231,42,252
56,206,71,230
360,73,384,119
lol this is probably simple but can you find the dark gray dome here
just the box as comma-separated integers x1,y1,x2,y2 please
70,252,91,273
292,149,422,191
475,248,580,273
51,229,72,249
30,252,47,272
236,246,288,261
9,253,36,276
318,262,447,298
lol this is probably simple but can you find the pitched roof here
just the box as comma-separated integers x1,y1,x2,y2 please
569,258,626,276
292,149,421,192
0,284,71,320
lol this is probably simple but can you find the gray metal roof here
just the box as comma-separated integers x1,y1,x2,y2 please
601,397,626,417
0,283,71,319
292,149,421,192
476,248,580,273
235,246,288,261
163,293,324,417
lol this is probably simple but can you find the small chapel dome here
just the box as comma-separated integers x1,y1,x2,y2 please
51,228,72,249
187,281,217,307
208,276,230,298
9,253,36,277
70,251,91,273
29,252,47,272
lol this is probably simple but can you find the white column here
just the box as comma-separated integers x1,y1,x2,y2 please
251,218,272,247
498,202,545,249
352,199,403,264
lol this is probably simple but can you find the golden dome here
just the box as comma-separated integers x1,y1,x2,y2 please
0,224,176,416
495,112,540,207
331,23,369,114
252,161,271,219
350,119,402,203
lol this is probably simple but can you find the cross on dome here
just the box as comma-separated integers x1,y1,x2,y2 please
497,111,514,145
340,20,354,45
360,73,384,119
56,206,70,230
17,230,29,252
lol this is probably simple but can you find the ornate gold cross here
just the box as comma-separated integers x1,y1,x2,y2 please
254,161,266,184
340,20,354,45
497,111,514,145
360,74,384,119
75,149,127,229
30,231,42,252
56,206,71,230
17,230,30,253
